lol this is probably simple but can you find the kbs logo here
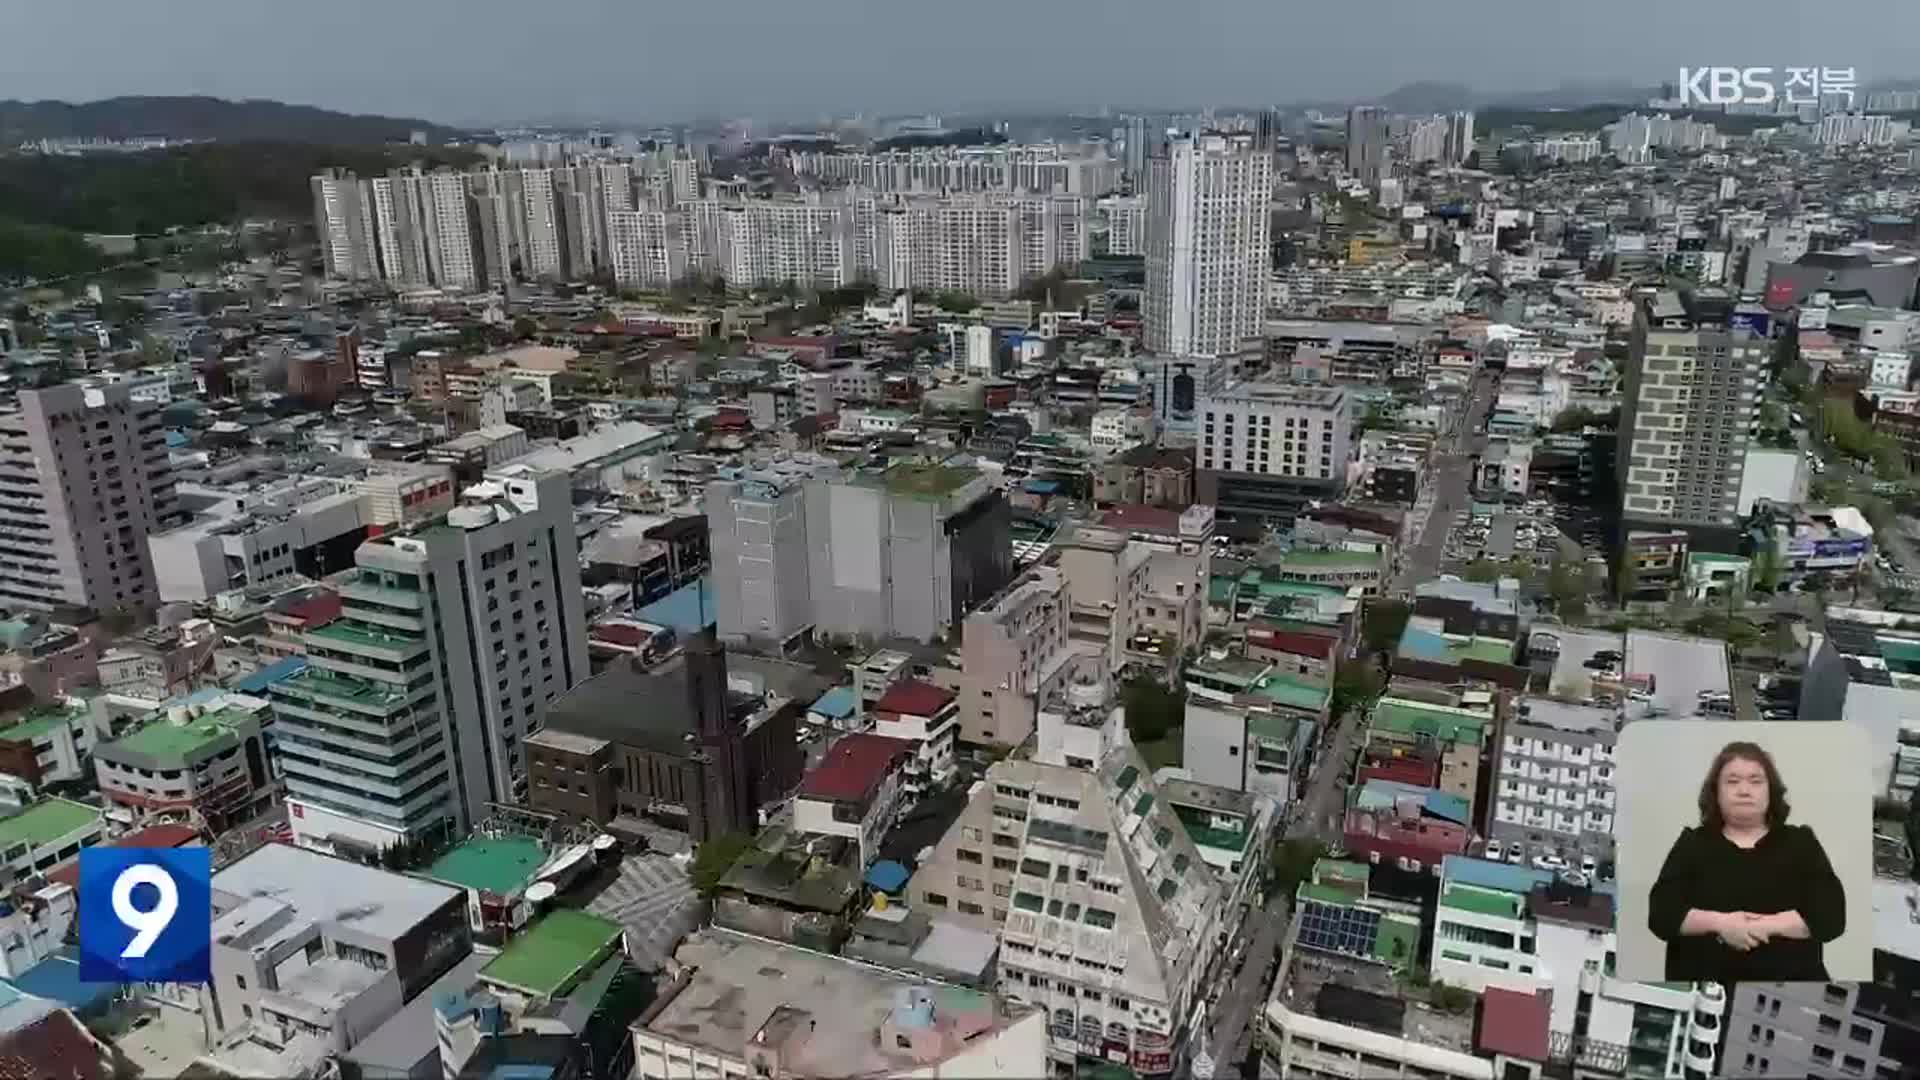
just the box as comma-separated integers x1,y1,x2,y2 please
78,846,212,984
1678,67,1857,108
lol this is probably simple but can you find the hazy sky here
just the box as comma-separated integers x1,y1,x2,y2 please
3,0,1914,127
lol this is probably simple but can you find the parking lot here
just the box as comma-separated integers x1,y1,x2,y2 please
1441,497,1573,570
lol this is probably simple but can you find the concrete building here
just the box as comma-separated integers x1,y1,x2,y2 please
202,843,471,1053
632,929,1047,1080
790,731,914,869
1765,243,1920,313
869,679,960,802
1055,526,1151,674
0,695,111,788
93,693,280,835
905,663,1229,1078
1487,695,1620,870
958,566,1076,749
1719,877,1920,1080
1099,195,1147,256
1145,132,1273,358
706,456,840,649
147,476,374,604
1428,856,1726,1080
808,464,1012,645
272,467,589,853
0,383,179,614
1617,289,1768,545
1197,381,1352,528
313,171,380,281
606,208,687,289
1345,106,1390,185
0,797,101,887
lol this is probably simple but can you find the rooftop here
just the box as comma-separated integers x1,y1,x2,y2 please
0,703,86,744
872,679,955,718
1625,629,1731,718
210,843,461,943
480,909,625,1000
642,929,1022,1075
872,462,977,499
424,835,549,897
0,798,99,851
104,711,245,763
1274,947,1478,1059
798,733,915,805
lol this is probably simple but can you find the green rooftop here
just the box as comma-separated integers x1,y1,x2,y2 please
876,463,976,499
1689,551,1750,566
1448,637,1516,665
1280,549,1385,570
479,909,624,999
307,622,426,652
0,704,84,744
1441,884,1524,919
277,668,409,706
1251,674,1330,713
426,835,548,896
0,798,100,851
109,713,242,762
1370,698,1487,745
1882,639,1920,673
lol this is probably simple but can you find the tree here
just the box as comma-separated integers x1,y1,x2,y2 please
690,832,757,897
1547,557,1587,619
511,316,538,341
1615,551,1640,605
1121,676,1184,744
1751,541,1782,593
1361,599,1410,655
1548,406,1600,433
1822,399,1880,463
1268,837,1330,901
1463,558,1501,583
934,290,979,313
1330,659,1385,720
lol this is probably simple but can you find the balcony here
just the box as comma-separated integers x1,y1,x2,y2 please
305,621,430,663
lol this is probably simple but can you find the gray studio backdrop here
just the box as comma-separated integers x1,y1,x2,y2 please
1613,720,1874,981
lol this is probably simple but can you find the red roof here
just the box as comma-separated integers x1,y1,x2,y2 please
0,1010,109,1080
1247,624,1337,661
276,591,342,628
592,623,654,648
798,733,913,805
1476,987,1552,1062
1101,504,1184,536
873,679,956,718
47,824,200,887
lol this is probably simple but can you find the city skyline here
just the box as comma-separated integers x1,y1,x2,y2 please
7,0,1920,128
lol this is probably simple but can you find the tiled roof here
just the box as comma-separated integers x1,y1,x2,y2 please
798,733,913,805
0,1009,107,1080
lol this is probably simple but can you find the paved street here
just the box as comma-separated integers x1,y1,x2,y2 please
1205,698,1369,1070
1392,372,1497,594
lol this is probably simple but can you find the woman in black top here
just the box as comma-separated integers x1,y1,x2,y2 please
1647,740,1846,981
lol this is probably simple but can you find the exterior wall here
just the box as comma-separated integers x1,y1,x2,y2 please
1619,315,1767,531
959,570,1071,748
707,474,817,647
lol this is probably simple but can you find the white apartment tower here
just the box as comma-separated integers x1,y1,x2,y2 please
0,384,178,614
312,172,379,280
1100,195,1148,256
272,466,590,852
421,171,480,289
607,209,688,290
1144,132,1272,358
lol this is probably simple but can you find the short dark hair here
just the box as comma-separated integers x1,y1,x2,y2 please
1698,740,1791,831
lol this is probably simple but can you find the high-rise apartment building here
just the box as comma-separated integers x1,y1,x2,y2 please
1617,289,1767,544
1405,115,1450,165
1144,132,1273,358
607,208,687,289
1446,110,1477,164
869,193,1091,298
1124,115,1150,181
420,170,481,290
957,566,1074,747
272,466,589,852
366,172,432,285
311,171,379,280
1345,106,1390,184
0,384,178,614
1721,931,1920,1080
706,457,838,649
1099,195,1147,256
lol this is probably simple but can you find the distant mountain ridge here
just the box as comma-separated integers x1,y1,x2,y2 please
0,95,466,146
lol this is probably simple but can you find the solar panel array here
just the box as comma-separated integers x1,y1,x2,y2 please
1296,899,1381,958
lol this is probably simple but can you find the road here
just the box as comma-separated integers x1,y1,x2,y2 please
1204,697,1370,1069
1392,372,1498,595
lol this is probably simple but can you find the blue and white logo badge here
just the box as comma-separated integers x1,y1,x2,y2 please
78,846,212,984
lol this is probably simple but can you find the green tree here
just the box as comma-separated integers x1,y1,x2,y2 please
511,316,538,340
1547,557,1588,619
690,832,757,897
934,290,978,313
1361,599,1410,655
1751,540,1782,593
1823,398,1880,462
1330,658,1385,720
1463,557,1501,583
1615,552,1640,605
1121,676,1184,744
1269,837,1330,901
1548,406,1600,433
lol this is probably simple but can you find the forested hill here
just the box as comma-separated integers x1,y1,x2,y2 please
0,141,479,281
0,96,465,146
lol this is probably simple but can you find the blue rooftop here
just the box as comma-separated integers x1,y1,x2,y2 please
1356,780,1471,826
232,656,308,693
866,860,910,893
809,686,858,720
1397,625,1451,661
6,949,118,1013
1022,478,1061,495
636,577,715,636
1441,855,1616,897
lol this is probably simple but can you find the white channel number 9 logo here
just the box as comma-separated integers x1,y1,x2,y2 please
112,863,179,959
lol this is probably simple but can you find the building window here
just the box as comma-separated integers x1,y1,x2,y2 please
924,893,948,908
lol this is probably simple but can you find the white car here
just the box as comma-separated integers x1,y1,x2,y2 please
1505,847,1525,865
1581,855,1597,876
1482,839,1504,860
1533,854,1568,872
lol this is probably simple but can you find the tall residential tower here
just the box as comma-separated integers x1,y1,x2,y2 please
1144,132,1272,358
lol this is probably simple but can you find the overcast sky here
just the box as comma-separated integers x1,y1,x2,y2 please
3,0,1913,127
